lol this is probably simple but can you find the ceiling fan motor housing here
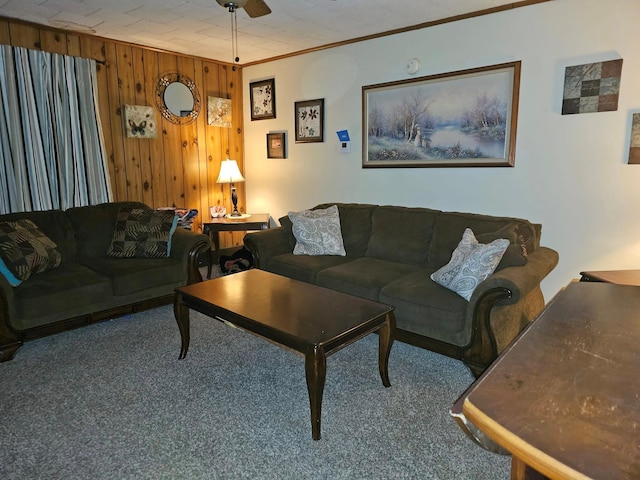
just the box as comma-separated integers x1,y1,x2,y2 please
216,0,249,11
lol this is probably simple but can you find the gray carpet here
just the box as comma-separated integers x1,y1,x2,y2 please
0,302,510,479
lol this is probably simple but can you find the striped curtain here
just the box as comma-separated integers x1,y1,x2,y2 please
0,45,112,214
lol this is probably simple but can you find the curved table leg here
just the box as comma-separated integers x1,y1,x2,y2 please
378,312,395,388
305,344,327,441
173,291,190,359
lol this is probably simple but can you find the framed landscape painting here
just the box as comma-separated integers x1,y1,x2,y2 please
362,61,521,168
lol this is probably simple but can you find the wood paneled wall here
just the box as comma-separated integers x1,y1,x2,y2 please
0,18,246,247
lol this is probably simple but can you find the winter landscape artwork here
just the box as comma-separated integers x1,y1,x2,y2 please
362,62,520,168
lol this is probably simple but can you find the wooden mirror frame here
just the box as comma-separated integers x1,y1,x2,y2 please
155,73,201,125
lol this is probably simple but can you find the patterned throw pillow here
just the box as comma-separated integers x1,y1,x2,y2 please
430,228,509,301
106,208,178,259
288,205,346,256
0,219,62,284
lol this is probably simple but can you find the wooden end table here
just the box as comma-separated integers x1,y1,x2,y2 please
202,213,270,278
174,269,396,440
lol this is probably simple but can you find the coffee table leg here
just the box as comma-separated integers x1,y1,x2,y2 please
173,291,191,359
378,312,396,388
305,345,326,441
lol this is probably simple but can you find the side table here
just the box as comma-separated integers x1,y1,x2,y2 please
579,269,640,286
202,213,270,279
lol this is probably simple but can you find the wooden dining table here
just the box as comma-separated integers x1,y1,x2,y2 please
452,281,640,479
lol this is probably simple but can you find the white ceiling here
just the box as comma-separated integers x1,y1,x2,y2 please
0,0,536,64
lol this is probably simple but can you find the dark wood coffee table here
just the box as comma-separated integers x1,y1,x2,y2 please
174,269,396,440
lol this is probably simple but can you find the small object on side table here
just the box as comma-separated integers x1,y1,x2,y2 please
202,213,270,279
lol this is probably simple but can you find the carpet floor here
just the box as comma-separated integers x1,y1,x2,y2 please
0,302,510,479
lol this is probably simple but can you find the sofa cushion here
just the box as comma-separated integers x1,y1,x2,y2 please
365,206,439,266
106,207,178,259
0,210,76,264
316,257,420,301
431,228,509,301
65,201,149,260
428,211,537,268
83,257,184,296
12,263,112,330
0,219,62,283
267,253,355,284
313,203,376,256
288,205,346,256
379,269,469,345
476,224,528,270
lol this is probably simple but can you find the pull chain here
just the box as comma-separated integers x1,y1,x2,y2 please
231,9,239,70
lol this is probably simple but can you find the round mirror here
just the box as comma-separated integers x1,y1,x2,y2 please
155,73,201,125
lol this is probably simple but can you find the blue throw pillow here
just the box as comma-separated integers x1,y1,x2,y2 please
0,256,22,286
167,214,179,256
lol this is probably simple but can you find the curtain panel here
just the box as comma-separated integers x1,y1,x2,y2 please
0,45,112,214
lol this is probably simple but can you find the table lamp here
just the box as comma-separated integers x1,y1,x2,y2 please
216,158,245,217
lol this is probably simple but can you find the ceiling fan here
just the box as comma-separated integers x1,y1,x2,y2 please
215,0,272,18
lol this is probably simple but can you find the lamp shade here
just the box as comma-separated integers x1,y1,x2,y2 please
216,159,245,184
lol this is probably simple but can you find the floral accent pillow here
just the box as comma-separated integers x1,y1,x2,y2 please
288,205,346,256
431,228,509,301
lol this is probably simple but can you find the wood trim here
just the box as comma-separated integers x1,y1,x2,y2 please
243,0,552,66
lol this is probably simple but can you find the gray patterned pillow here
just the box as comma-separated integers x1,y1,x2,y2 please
106,208,178,259
430,228,509,301
0,219,62,283
288,205,346,256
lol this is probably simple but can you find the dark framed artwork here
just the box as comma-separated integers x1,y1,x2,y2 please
362,61,521,168
294,99,324,143
267,132,286,158
629,113,640,164
561,59,623,115
250,78,276,120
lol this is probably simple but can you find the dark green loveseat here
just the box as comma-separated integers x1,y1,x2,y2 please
0,201,209,361
244,203,559,376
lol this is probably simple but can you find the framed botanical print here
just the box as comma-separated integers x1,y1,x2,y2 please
294,98,324,143
250,78,276,120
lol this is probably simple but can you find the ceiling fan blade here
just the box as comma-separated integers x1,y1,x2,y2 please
243,0,271,17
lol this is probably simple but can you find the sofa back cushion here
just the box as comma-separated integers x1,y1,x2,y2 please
313,203,377,257
365,206,439,266
65,201,150,259
428,211,539,268
0,210,76,264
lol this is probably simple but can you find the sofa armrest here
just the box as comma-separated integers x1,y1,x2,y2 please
472,246,559,305
462,246,560,376
0,275,22,362
169,228,210,284
243,227,293,269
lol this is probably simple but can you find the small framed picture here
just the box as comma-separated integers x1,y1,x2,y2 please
295,99,324,143
267,132,286,158
250,78,276,121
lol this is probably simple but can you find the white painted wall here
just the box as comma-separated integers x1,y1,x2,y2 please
241,0,640,300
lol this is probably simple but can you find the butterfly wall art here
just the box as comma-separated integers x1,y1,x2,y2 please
124,105,157,139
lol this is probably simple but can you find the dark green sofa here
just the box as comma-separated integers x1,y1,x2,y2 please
0,201,209,361
244,203,559,376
